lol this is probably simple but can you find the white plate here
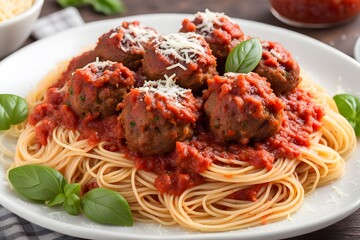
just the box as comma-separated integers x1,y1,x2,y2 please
1,14,360,240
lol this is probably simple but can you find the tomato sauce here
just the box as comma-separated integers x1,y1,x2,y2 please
227,184,266,201
29,41,324,197
29,82,324,196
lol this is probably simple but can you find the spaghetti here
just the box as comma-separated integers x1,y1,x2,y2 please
0,11,357,232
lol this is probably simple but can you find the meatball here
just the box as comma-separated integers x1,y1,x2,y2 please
67,60,134,119
254,41,300,94
60,50,97,85
119,76,200,155
180,9,245,68
142,32,217,92
203,73,284,144
94,21,158,70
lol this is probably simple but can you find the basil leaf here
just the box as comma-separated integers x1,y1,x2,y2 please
81,188,133,226
0,94,28,130
57,0,86,7
8,165,67,202
87,0,125,15
225,38,262,74
47,193,66,207
333,94,360,136
57,0,125,15
64,193,81,215
61,183,81,215
64,183,81,197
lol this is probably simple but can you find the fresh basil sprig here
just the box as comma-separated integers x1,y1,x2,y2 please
225,38,262,74
57,0,125,15
333,94,360,136
8,164,133,226
0,94,28,130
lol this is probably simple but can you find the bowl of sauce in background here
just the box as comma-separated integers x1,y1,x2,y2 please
270,0,360,28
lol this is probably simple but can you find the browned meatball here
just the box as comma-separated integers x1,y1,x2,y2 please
59,50,97,86
142,32,217,92
203,73,284,144
67,61,134,119
180,9,245,69
119,77,200,155
254,41,300,95
95,21,158,70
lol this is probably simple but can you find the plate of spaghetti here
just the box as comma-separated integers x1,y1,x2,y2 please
0,11,359,240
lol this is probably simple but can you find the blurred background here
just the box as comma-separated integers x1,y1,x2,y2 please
24,0,360,57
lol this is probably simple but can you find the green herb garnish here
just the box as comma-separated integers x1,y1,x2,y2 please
57,0,125,15
333,94,360,136
225,38,262,74
8,164,133,226
82,188,133,226
130,121,136,127
0,94,28,130
8,164,66,202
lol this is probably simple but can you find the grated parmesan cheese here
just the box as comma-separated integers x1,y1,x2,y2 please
82,58,117,71
138,74,191,108
224,72,252,78
166,62,187,71
195,9,227,35
332,186,350,198
110,22,158,52
155,32,206,64
269,49,284,60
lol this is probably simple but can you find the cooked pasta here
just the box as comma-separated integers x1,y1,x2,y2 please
0,0,33,22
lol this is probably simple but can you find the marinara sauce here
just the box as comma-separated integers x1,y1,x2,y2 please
270,0,360,27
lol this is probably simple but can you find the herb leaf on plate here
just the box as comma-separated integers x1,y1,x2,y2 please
63,183,81,215
0,94,28,130
333,94,360,136
8,164,133,225
8,164,67,202
81,188,133,226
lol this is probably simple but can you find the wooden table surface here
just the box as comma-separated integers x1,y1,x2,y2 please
19,0,360,239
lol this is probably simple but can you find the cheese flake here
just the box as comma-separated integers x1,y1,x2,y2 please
332,186,350,198
166,63,187,71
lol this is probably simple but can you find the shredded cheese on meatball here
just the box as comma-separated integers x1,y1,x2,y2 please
82,58,117,71
110,23,158,51
195,9,226,34
154,33,206,64
139,74,191,103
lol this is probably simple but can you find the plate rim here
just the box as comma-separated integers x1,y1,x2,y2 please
1,13,360,240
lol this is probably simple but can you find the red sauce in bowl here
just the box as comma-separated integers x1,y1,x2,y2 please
270,0,360,27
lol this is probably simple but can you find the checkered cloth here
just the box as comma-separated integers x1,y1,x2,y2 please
32,7,84,39
0,205,78,240
0,8,84,239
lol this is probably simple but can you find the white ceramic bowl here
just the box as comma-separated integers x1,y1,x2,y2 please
355,36,360,63
0,0,44,58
